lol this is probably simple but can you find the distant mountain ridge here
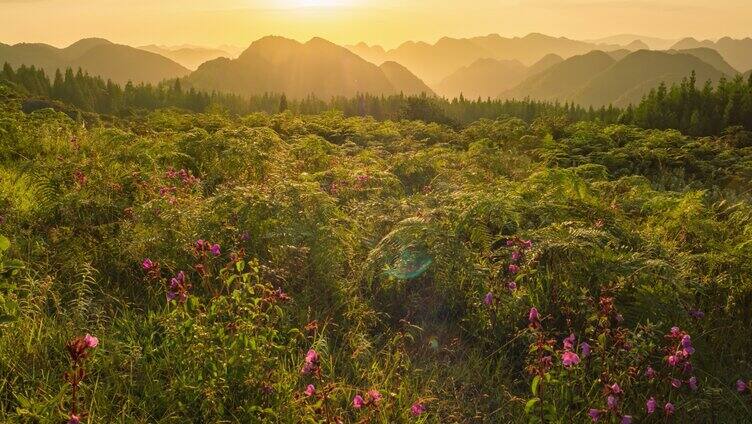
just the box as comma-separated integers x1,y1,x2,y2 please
0,38,189,84
185,36,432,99
671,37,752,74
139,45,232,70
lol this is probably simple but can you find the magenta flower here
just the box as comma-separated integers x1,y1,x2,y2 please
410,402,426,416
588,409,601,421
83,333,99,348
210,243,221,256
610,383,622,394
646,397,657,414
511,251,521,262
142,258,154,270
671,378,682,389
68,414,81,424
167,271,188,303
645,366,656,379
607,395,617,410
689,376,698,391
483,292,494,306
562,351,580,367
300,349,320,375
195,239,205,250
737,379,748,392
563,333,575,351
508,264,520,274
528,307,539,323
667,355,678,367
664,402,675,416
523,239,533,249
683,362,694,374
581,342,591,357
621,415,632,424
304,384,316,397
352,394,364,409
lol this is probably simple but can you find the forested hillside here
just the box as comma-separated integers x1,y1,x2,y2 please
1,77,752,422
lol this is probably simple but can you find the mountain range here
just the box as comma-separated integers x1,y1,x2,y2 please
671,37,752,74
138,45,233,70
0,38,189,84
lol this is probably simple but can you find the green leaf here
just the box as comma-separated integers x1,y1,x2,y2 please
531,375,541,396
0,236,9,252
524,398,540,414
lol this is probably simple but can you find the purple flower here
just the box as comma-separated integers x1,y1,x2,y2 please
511,251,521,262
621,416,632,424
483,292,494,306
671,378,682,389
410,402,426,416
610,383,622,394
646,397,657,414
529,307,539,323
689,376,698,391
562,351,581,367
664,402,675,416
588,409,601,422
142,258,154,270
581,342,591,357
508,264,520,274
210,243,221,256
688,308,705,319
507,281,517,291
681,335,695,355
353,394,364,409
304,384,316,397
607,395,617,410
682,362,694,374
645,366,656,379
84,333,99,348
737,379,748,393
168,271,188,303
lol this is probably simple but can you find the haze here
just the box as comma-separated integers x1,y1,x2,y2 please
1,0,751,49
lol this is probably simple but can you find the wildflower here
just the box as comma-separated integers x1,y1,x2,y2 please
644,366,655,380
689,376,698,391
621,416,632,424
142,258,154,270
367,389,382,405
305,349,318,363
562,351,581,367
681,335,695,355
522,239,533,249
671,378,682,389
508,264,520,274
528,307,540,326
210,243,221,256
689,308,705,319
646,397,657,414
682,362,693,374
667,355,678,367
607,395,617,410
483,292,494,306
507,281,517,291
610,383,622,394
68,414,80,424
410,402,426,416
664,402,675,416
83,334,98,348
581,342,591,357
304,384,316,397
195,239,205,250
588,409,601,421
353,395,364,409
301,349,320,375
670,326,681,337
737,379,748,392
563,333,575,351
167,271,188,303
511,251,521,262
615,313,624,323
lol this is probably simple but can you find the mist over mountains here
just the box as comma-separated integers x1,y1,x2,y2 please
1,33,750,107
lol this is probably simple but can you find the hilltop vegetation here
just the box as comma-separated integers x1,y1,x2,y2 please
1,74,752,422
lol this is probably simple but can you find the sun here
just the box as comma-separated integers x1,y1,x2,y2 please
293,0,344,7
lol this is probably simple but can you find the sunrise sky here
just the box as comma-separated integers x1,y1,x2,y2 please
1,0,751,49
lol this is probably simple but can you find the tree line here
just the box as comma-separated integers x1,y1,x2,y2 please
2,62,752,135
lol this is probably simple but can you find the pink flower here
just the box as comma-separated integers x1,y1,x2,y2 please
664,402,675,416
671,378,682,389
304,384,316,397
562,351,580,367
483,292,494,306
580,342,591,357
305,349,318,364
588,409,601,421
508,264,520,274
621,416,632,424
511,251,521,262
142,258,154,270
737,379,748,392
670,326,681,337
210,243,221,256
368,389,382,405
353,394,364,409
688,376,698,391
68,414,80,424
610,383,622,394
646,397,657,414
84,334,98,348
667,355,678,367
507,281,517,291
563,333,575,351
528,307,540,323
523,239,533,249
410,402,426,416
607,395,617,410
645,366,656,379
195,239,205,250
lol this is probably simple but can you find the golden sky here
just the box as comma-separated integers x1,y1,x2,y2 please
1,0,750,48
